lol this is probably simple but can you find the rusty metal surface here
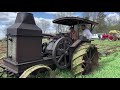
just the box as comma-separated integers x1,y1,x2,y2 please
52,37,72,69
16,37,42,63
4,58,54,74
70,40,81,48
15,13,36,24
3,12,43,74
7,13,42,36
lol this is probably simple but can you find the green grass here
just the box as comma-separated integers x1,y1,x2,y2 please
1,39,120,78
92,39,120,52
77,52,120,78
41,40,120,78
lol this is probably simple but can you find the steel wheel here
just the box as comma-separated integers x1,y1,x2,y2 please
19,64,54,78
71,43,99,76
82,45,99,75
52,37,72,69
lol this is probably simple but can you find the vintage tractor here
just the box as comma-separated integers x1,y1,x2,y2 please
108,30,119,41
0,12,99,78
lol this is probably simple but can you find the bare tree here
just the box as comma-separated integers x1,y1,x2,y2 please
116,12,120,30
54,12,74,34
105,12,120,31
82,12,98,21
105,16,112,26
96,12,107,33
116,12,120,24
90,12,98,21
82,12,91,19
38,19,50,33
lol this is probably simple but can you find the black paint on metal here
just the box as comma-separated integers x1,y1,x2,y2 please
53,17,98,26
4,12,43,74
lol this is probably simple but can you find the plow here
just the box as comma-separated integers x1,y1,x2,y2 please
0,12,99,78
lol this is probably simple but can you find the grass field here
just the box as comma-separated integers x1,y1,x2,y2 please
54,40,120,78
0,40,120,78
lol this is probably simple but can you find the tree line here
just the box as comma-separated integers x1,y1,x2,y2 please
2,12,120,35
82,12,120,33
40,12,120,34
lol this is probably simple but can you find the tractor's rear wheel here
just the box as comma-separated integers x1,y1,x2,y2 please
71,43,99,76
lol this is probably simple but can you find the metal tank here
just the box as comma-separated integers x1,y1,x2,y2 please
4,12,42,74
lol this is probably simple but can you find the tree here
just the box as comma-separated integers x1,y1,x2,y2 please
105,12,120,31
39,19,50,33
82,12,99,33
82,12,98,21
116,12,120,24
90,12,98,21
105,16,112,26
116,12,120,30
82,12,91,19
54,12,74,34
95,12,107,33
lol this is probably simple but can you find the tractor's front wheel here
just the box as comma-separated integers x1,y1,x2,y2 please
19,64,55,78
71,43,99,76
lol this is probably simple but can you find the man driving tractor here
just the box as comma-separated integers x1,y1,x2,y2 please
81,24,93,40
69,24,93,42
69,27,78,42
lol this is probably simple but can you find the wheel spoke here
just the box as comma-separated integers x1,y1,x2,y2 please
90,52,96,61
89,48,92,58
57,49,65,53
83,48,96,73
86,54,89,61
85,48,92,63
84,53,91,67
91,48,93,58
64,55,67,66
84,61,92,74
57,54,65,63
82,62,86,68
63,40,66,50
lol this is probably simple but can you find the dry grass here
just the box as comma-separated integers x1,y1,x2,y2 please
0,41,7,59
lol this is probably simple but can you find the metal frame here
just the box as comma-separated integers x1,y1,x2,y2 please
0,13,99,77
53,17,98,39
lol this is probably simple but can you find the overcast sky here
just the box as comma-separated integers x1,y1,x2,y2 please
0,12,119,39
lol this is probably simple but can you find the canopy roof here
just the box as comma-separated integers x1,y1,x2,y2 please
53,17,98,26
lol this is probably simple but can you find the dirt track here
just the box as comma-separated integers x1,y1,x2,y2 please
0,41,6,68
0,41,6,52
99,46,120,56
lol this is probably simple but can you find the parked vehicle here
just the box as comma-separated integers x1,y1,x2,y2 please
92,34,99,39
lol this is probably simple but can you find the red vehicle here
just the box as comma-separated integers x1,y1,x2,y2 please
102,33,109,40
108,35,113,40
102,33,115,41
